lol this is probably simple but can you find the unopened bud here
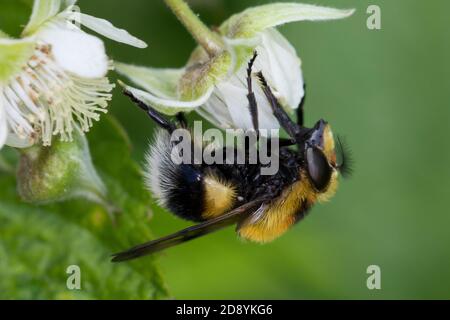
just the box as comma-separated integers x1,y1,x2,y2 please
17,132,107,206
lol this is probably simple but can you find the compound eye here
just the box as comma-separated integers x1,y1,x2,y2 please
306,147,332,192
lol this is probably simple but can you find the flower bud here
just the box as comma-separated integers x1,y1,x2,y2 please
17,131,107,205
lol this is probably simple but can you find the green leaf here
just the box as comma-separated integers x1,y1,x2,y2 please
0,116,169,299
0,38,35,84
22,0,62,36
220,3,355,39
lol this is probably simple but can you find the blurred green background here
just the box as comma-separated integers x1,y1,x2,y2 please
1,0,450,299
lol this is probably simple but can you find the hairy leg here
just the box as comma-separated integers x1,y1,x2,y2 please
247,51,260,134
123,89,177,133
297,84,306,127
256,72,301,140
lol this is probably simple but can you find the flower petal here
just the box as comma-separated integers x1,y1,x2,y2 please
79,13,147,48
5,133,35,149
252,77,284,131
119,81,213,116
202,73,281,133
214,81,253,130
64,0,78,7
221,3,355,39
38,28,109,78
22,0,62,36
115,62,183,99
256,29,304,110
0,38,35,84
197,92,234,129
199,29,303,132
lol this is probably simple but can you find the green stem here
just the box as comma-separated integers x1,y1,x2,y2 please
164,0,224,57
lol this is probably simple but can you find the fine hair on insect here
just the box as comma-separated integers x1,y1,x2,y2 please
112,52,352,262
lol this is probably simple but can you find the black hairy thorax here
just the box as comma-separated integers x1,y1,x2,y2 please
205,146,304,203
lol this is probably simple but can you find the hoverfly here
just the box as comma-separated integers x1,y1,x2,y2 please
112,52,351,262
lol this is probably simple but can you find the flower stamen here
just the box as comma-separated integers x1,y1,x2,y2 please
1,43,115,146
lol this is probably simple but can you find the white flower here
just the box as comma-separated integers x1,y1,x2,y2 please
117,3,354,132
0,0,147,149
199,28,304,130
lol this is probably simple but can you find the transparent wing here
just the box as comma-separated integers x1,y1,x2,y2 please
111,198,269,262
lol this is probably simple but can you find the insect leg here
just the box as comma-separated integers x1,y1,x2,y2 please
297,84,306,127
256,72,301,140
176,112,188,128
247,51,259,134
279,138,296,147
123,89,177,133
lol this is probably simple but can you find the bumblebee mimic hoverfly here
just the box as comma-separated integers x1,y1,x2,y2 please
112,52,352,262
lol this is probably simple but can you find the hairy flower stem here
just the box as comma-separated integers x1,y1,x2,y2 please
164,0,224,57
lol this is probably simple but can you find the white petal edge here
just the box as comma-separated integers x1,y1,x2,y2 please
5,133,35,149
64,0,78,7
215,81,253,130
198,92,234,129
223,30,304,111
211,74,282,132
38,28,109,78
78,13,147,48
120,81,214,116
257,29,304,110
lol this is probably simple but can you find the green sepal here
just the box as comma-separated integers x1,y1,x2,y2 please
0,38,35,84
115,62,184,99
220,3,355,39
17,131,107,206
22,0,62,37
